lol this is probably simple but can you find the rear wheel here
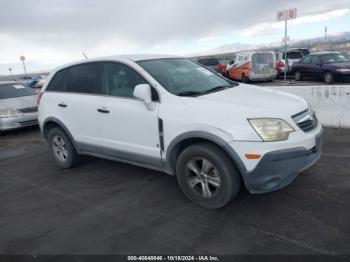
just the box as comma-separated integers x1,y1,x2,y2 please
294,71,302,81
324,72,334,84
47,127,80,168
176,143,241,209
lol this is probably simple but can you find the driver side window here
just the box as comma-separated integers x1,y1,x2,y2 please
102,62,147,98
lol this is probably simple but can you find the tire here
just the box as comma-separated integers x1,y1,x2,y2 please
47,127,80,168
176,143,241,209
324,72,334,84
242,74,249,83
294,71,302,81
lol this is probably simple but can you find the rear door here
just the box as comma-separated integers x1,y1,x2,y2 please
251,53,275,78
297,56,313,77
309,56,324,79
47,63,102,149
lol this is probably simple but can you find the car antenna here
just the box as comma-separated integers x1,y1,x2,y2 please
82,52,88,59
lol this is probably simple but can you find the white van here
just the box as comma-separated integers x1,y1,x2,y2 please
38,54,324,209
226,51,277,82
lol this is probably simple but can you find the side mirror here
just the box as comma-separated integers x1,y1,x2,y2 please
133,84,156,111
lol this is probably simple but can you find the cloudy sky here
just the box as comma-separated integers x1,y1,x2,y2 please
0,0,350,75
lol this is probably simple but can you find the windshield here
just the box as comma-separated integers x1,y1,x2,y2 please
0,84,36,99
321,54,349,64
138,58,236,96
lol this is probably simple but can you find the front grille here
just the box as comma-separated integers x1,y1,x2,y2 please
18,106,38,113
292,109,318,132
19,120,38,126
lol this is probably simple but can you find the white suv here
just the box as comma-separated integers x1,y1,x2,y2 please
38,54,324,209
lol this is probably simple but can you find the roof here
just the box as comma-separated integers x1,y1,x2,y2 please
311,51,340,55
51,54,181,73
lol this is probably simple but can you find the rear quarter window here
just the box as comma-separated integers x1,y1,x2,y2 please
46,70,67,92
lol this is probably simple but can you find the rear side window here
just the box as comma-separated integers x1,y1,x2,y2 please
311,56,322,64
65,63,100,94
301,56,312,64
46,70,66,92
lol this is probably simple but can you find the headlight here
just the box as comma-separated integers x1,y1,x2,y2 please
248,118,294,142
0,109,21,118
336,68,350,73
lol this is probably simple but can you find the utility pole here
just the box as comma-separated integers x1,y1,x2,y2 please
325,26,327,42
8,68,12,79
284,19,288,82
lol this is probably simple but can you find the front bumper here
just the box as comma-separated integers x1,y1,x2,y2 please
334,72,350,81
0,113,38,131
242,129,325,193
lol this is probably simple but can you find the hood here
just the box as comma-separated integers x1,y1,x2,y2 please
0,95,37,110
181,84,308,118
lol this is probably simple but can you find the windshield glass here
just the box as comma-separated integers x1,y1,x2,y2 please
0,84,36,99
321,54,349,64
138,58,236,96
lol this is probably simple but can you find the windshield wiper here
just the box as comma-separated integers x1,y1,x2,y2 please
177,91,203,97
202,85,235,95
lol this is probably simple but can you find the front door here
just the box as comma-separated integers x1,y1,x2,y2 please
96,62,161,165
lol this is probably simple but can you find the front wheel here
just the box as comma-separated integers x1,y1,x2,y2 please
176,143,241,209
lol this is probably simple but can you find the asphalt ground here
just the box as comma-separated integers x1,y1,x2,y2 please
0,127,350,256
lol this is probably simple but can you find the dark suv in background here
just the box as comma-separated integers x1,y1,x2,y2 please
292,51,350,84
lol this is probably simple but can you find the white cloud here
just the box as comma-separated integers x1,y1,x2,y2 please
239,8,349,37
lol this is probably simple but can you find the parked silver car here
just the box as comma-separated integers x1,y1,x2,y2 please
0,82,38,131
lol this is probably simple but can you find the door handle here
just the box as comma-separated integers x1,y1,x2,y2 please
97,107,110,114
58,102,67,108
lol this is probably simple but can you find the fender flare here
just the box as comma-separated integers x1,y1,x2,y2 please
42,117,79,151
165,130,247,175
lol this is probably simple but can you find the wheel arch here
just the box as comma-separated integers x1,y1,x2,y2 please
165,131,247,176
42,117,78,151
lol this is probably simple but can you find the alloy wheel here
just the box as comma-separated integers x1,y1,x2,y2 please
185,157,221,198
52,135,68,162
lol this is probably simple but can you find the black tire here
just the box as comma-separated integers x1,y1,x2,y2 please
176,143,241,209
47,127,80,168
324,72,334,84
242,74,249,83
294,71,302,81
